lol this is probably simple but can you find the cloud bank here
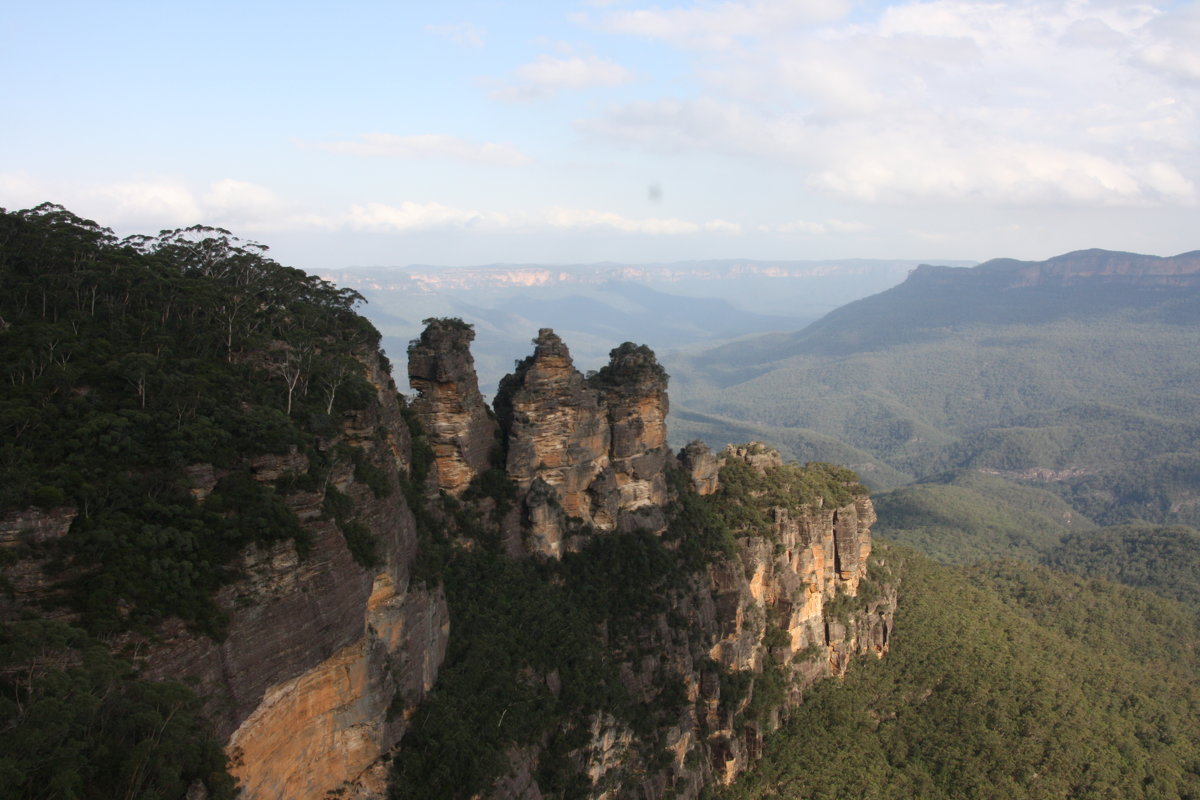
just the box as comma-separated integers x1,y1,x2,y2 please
582,0,1199,208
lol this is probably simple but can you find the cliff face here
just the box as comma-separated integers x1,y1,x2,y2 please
139,356,450,799
1,319,895,800
490,330,672,556
392,322,897,800
1,354,449,800
407,318,499,496
560,443,893,797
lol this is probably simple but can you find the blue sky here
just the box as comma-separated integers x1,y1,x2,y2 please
3,0,1198,269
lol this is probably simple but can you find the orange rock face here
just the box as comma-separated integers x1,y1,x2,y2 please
226,579,448,799
494,332,673,554
407,319,499,496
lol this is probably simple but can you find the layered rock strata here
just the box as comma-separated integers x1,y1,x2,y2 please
489,330,673,555
407,317,499,496
2,318,895,800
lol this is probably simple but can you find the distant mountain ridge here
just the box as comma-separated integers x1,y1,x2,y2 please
322,257,972,293
914,248,1200,289
666,246,1200,529
736,248,1200,360
328,257,972,395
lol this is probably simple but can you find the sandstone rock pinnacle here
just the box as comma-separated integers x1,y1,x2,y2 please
407,318,499,496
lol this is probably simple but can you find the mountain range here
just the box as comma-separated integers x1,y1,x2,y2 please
320,258,972,393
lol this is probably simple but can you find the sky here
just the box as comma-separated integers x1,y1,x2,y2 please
3,0,1198,270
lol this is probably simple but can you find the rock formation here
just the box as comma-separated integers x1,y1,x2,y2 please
407,317,499,496
394,322,896,798
679,440,720,496
1,317,896,800
591,341,671,531
493,329,611,555
490,331,674,555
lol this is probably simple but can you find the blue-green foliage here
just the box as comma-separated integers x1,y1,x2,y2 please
0,204,381,635
718,550,1200,800
0,620,234,800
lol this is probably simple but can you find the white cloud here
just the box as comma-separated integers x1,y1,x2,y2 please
1139,3,1200,81
202,179,284,223
0,172,45,210
345,201,512,232
2,172,748,238
758,218,867,234
704,218,742,234
585,0,851,49
424,22,485,47
493,54,635,101
319,133,532,166
92,180,204,227
1,175,308,233
543,206,699,234
581,0,1200,208
343,202,732,235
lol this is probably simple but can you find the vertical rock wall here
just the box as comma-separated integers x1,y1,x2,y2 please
407,318,499,496
138,355,450,799
490,330,673,555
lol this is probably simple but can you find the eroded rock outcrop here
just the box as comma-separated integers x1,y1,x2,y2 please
495,329,611,546
385,318,895,800
2,316,895,800
679,440,720,496
591,342,671,531
137,355,448,799
407,317,499,496
493,330,673,555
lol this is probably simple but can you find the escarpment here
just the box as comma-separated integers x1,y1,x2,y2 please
390,321,897,800
1,310,896,800
406,317,499,496
491,329,672,556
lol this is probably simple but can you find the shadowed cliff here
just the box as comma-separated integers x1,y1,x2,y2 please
0,206,892,800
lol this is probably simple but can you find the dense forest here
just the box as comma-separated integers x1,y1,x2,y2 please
717,547,1200,800
0,203,385,798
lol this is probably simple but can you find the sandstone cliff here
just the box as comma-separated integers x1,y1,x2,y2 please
1,352,450,800
1,318,895,800
407,317,499,496
137,355,450,799
389,322,896,800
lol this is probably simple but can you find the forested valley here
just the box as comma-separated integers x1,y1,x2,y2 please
2,205,1198,799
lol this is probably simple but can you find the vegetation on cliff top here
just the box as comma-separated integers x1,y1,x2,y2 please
0,203,383,636
587,341,669,392
0,620,235,800
717,547,1200,800
391,455,878,799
